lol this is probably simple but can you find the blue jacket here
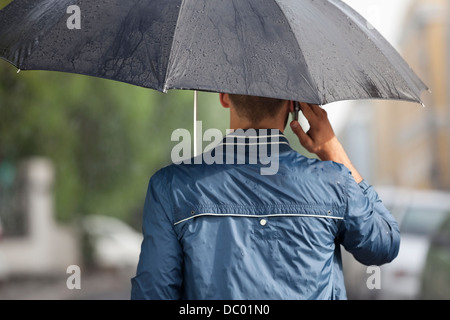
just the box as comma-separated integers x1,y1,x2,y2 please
131,130,400,300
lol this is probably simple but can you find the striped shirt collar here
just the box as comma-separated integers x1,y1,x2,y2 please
221,129,290,147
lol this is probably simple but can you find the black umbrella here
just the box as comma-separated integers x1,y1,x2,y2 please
0,0,428,106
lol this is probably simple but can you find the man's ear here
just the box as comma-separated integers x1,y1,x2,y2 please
219,93,231,109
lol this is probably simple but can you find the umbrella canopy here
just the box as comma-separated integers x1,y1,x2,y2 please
0,0,428,105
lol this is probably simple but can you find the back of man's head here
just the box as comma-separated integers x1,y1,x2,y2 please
228,94,286,125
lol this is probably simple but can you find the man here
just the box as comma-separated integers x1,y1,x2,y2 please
131,94,400,300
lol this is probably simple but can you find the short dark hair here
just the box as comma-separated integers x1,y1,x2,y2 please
228,94,286,125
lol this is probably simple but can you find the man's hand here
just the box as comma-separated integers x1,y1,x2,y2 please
290,102,363,183
289,102,336,158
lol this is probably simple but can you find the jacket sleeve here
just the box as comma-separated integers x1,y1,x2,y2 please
131,170,183,300
339,177,401,266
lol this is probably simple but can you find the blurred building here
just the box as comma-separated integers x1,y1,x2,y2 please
0,158,81,279
342,0,450,300
373,0,450,190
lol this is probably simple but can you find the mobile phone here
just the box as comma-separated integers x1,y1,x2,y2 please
292,101,300,121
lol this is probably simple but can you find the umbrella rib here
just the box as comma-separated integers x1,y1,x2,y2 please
162,0,185,93
273,0,321,104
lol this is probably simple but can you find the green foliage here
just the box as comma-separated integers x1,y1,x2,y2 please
0,60,227,223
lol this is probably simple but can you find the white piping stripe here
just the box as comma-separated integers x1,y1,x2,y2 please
174,213,343,226
229,134,286,139
217,141,290,146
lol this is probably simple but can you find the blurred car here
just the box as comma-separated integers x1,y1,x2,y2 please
82,215,143,271
420,210,450,299
343,186,450,300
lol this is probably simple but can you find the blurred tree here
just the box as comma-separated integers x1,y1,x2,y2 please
0,0,229,226
0,58,226,223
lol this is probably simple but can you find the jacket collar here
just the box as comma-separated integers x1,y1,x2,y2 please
223,129,290,150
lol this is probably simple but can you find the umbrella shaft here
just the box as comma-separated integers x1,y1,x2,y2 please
194,91,199,157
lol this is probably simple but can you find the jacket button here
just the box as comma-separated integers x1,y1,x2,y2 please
260,219,267,226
